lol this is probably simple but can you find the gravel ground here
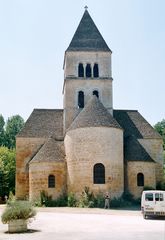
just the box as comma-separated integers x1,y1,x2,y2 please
0,206,164,240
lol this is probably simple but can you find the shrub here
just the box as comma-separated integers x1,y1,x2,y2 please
45,194,68,207
38,191,68,207
93,192,104,208
156,181,165,190
122,190,134,202
143,186,155,191
68,192,77,207
40,190,51,206
78,187,95,208
35,188,140,209
1,200,36,224
110,197,124,208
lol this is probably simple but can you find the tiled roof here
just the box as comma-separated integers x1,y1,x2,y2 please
67,10,111,52
17,109,63,138
113,110,161,139
68,96,122,131
114,109,161,162
30,137,65,163
124,135,154,162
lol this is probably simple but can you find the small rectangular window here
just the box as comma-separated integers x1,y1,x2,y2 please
145,193,153,201
48,175,55,188
155,193,164,201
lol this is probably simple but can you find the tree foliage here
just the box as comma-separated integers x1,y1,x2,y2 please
154,119,165,150
0,114,24,199
0,147,16,198
0,114,5,146
0,114,24,149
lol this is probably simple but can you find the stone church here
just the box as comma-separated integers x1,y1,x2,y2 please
16,9,163,201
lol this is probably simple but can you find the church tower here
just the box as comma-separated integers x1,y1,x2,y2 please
63,8,113,131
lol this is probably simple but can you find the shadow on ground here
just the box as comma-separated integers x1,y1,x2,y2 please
4,229,41,234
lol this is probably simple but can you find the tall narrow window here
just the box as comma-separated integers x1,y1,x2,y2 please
86,64,91,77
137,173,144,186
93,90,99,98
78,63,84,77
93,63,99,78
93,163,105,184
78,91,84,108
48,175,55,188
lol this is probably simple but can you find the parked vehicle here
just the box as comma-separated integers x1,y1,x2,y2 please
141,190,165,219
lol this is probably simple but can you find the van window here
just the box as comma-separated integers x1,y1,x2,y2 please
160,193,164,201
155,193,164,201
145,193,153,201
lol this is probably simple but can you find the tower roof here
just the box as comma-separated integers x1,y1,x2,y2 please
67,95,122,131
67,9,111,52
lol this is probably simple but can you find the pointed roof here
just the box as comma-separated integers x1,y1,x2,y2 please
30,137,65,164
67,9,111,52
67,96,122,131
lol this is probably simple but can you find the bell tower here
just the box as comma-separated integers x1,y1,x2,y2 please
63,8,113,131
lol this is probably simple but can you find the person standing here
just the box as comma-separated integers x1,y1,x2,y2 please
104,192,110,209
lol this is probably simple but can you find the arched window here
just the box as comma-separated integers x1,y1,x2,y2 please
137,173,144,186
93,63,99,78
78,91,84,108
86,64,91,77
78,63,84,77
93,90,99,98
48,175,55,188
93,163,105,184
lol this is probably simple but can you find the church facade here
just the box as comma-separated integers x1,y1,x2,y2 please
16,9,163,201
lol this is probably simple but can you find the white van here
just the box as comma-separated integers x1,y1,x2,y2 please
141,190,165,219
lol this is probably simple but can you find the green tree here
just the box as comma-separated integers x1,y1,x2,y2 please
0,147,16,198
4,115,24,149
154,119,165,150
0,114,5,146
154,119,165,177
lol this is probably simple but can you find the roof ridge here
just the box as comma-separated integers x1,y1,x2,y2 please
33,108,63,111
114,109,138,112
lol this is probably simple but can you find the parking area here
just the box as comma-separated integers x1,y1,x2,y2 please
0,207,164,240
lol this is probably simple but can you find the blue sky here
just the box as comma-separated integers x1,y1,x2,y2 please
0,0,164,125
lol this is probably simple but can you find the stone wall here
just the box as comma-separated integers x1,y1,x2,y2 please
16,137,45,199
64,51,112,79
65,127,124,198
138,138,164,183
127,161,155,198
29,161,66,201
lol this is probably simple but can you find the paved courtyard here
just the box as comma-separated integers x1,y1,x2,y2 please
0,207,164,240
